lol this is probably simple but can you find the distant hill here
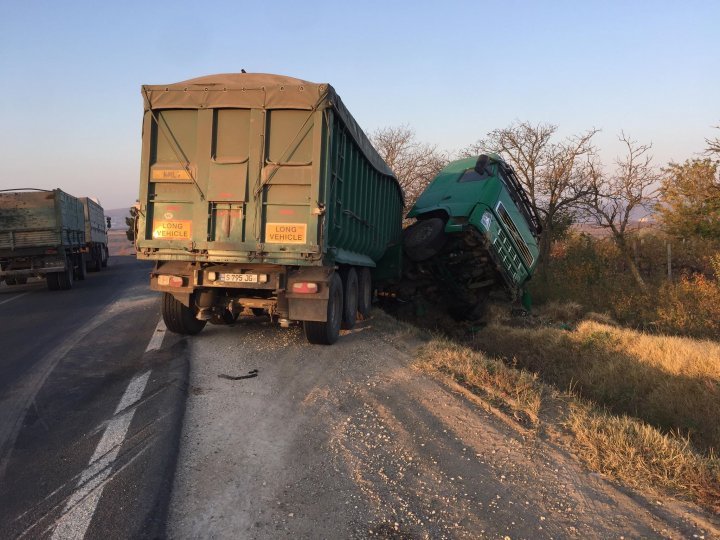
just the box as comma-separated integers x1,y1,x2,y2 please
105,208,131,230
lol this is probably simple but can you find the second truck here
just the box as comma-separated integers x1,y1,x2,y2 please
0,189,109,290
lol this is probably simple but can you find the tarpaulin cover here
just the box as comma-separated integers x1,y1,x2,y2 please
141,73,395,178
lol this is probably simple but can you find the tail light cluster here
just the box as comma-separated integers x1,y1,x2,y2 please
291,282,318,294
157,275,185,287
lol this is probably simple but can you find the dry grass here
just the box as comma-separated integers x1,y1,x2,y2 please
410,324,720,510
477,317,720,453
415,337,543,420
567,403,720,511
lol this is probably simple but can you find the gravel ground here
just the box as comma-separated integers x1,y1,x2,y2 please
167,313,717,539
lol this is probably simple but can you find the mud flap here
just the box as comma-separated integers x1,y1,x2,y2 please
286,267,333,322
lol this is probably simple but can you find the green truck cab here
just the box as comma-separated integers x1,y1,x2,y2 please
135,73,403,344
400,154,542,318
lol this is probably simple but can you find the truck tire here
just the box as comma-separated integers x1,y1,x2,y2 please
251,308,265,317
47,272,60,290
340,267,358,330
304,273,343,345
403,217,447,262
57,261,73,290
162,292,207,335
101,246,108,268
5,277,17,286
357,267,372,318
88,247,101,272
76,254,87,280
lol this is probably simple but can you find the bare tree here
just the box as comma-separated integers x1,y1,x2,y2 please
462,121,599,271
585,133,659,289
706,124,720,156
370,126,448,212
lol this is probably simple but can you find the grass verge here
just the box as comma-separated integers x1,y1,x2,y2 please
386,313,720,512
477,317,720,453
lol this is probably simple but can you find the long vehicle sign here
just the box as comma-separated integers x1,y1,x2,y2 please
265,223,307,244
152,220,192,240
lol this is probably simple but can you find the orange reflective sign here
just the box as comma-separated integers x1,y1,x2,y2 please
153,220,192,240
151,169,191,181
265,223,307,244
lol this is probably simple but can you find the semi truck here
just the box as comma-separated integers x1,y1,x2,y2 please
135,73,404,344
396,153,543,319
0,189,88,289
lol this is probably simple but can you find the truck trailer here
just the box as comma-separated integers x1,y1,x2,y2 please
0,188,88,290
135,73,404,344
79,197,109,272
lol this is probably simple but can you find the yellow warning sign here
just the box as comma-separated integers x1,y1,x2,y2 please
265,223,307,244
152,220,192,240
151,169,191,181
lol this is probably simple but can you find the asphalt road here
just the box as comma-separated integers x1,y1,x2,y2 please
0,256,186,539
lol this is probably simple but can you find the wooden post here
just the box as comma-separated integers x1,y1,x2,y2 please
667,242,672,281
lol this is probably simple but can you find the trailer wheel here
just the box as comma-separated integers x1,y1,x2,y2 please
304,273,343,345
88,247,101,272
75,254,87,281
403,217,447,262
357,267,372,318
340,267,358,330
57,261,73,290
162,292,207,335
47,273,60,290
5,276,17,286
101,246,108,268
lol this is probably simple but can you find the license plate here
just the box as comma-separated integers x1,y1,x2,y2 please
219,273,258,283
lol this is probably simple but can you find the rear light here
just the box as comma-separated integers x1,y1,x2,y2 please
258,274,269,283
292,282,318,294
45,248,57,254
158,275,185,287
206,271,217,281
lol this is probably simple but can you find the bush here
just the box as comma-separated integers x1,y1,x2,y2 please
531,231,720,338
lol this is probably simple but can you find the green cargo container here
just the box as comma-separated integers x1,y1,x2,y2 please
79,197,110,272
136,73,403,344
0,188,87,290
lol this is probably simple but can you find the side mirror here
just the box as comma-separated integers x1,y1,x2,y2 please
106,217,112,229
475,154,491,175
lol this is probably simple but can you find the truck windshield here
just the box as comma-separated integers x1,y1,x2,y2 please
458,168,490,183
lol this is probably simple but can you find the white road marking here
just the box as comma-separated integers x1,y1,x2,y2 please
145,319,167,352
50,317,163,539
0,295,155,482
0,292,29,306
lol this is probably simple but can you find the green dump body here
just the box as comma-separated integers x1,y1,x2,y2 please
0,189,85,256
403,154,541,313
135,73,403,339
136,73,403,270
0,189,86,286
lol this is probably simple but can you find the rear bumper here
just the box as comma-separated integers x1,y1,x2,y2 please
149,261,334,322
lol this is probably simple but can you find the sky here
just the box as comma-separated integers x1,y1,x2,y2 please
1,0,718,210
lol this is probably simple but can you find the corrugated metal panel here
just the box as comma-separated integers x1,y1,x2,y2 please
0,229,59,250
0,189,85,253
